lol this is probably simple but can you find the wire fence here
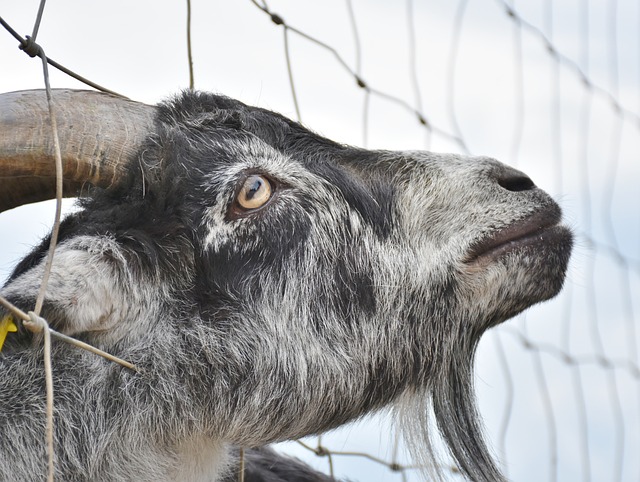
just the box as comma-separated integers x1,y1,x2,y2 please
0,0,638,480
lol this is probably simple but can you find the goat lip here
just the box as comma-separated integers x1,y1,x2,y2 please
463,209,563,264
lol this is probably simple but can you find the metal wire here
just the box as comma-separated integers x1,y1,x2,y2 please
0,15,125,97
0,13,139,475
494,0,640,128
1,1,638,481
246,2,638,480
248,0,468,152
23,3,62,475
187,0,195,89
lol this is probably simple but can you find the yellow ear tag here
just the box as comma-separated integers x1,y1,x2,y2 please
0,315,18,352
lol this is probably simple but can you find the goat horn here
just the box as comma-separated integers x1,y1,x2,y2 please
0,89,157,213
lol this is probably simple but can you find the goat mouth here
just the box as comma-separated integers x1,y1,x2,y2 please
463,208,568,265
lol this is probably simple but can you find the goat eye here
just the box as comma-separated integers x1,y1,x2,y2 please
236,175,273,210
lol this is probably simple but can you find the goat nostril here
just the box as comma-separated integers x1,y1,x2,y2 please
498,175,535,192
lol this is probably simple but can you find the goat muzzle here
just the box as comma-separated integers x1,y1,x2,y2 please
0,89,157,213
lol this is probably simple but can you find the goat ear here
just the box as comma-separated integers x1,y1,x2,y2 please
0,89,157,213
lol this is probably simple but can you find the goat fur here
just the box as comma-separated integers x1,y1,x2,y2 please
0,91,572,481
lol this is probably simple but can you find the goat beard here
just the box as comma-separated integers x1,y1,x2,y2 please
395,332,505,482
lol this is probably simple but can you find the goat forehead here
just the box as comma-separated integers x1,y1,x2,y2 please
170,92,483,181
173,100,460,184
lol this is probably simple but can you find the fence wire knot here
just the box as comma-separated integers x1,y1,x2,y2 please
314,445,330,457
19,35,43,58
25,311,48,332
270,13,284,26
354,76,367,89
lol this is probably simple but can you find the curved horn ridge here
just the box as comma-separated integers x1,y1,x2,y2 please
0,89,157,213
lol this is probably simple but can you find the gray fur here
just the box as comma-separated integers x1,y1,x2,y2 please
0,91,572,481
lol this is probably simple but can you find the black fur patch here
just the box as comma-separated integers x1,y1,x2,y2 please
224,447,337,482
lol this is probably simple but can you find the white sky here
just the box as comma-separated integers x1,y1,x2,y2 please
1,1,639,481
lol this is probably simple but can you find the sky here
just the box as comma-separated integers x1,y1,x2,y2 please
1,1,639,481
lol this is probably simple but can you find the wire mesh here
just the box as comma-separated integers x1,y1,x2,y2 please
0,0,638,480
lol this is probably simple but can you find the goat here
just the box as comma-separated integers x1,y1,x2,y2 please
0,89,573,481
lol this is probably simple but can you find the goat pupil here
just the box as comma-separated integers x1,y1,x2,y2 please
247,178,262,199
236,174,272,211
